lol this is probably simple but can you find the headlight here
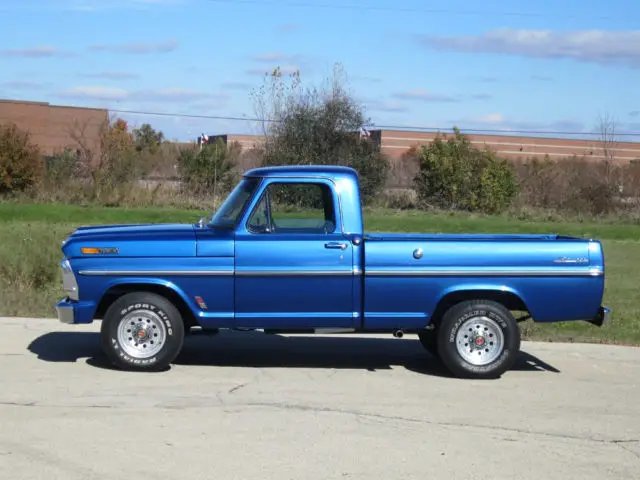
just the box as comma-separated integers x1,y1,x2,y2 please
61,259,79,301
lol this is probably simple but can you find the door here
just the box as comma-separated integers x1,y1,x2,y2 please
234,179,356,329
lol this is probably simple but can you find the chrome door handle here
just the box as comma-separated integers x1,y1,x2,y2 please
325,242,347,250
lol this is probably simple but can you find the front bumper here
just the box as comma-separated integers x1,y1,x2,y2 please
587,306,611,327
56,297,96,325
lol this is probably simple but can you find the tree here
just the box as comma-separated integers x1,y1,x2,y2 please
594,112,620,191
0,123,44,195
177,137,238,198
414,128,517,214
132,123,164,154
249,63,390,204
68,116,144,201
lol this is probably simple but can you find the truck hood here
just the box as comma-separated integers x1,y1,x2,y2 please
62,223,201,258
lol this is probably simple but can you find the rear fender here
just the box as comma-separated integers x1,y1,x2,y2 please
431,284,529,324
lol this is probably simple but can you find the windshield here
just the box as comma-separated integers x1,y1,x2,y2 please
209,176,261,228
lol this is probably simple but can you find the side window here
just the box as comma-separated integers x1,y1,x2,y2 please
247,182,337,234
247,194,270,233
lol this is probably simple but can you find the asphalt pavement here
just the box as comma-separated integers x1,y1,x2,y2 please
1,316,639,480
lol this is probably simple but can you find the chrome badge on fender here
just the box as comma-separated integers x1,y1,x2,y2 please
554,256,589,264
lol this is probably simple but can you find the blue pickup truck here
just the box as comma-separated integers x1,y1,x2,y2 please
56,165,610,379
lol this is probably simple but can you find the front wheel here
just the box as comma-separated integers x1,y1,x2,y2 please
437,300,521,379
100,292,185,371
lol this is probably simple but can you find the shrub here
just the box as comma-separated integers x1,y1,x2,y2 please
512,155,617,216
177,138,238,198
413,128,517,214
133,123,164,154
68,117,153,203
0,123,44,195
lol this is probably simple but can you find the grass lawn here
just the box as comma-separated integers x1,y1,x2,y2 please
0,202,638,346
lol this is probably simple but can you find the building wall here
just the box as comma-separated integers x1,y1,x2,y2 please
378,129,640,163
0,99,109,156
207,129,640,165
207,134,265,152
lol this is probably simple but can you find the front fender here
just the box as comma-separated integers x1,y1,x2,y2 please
93,277,201,321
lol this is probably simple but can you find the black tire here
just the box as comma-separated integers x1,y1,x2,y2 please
417,328,439,358
100,292,185,371
437,299,521,379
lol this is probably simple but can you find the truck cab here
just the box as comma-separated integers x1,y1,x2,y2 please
55,165,610,379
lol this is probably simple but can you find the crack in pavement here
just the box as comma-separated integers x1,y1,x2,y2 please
3,397,639,459
0,439,179,480
0,401,115,409
228,382,249,394
240,401,640,448
0,401,36,407
611,440,640,460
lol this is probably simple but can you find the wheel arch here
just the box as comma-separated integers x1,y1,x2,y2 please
94,280,199,329
430,286,529,327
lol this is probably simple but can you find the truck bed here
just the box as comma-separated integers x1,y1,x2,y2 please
361,232,605,329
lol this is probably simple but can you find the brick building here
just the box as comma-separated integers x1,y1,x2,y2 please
372,129,640,162
3,97,640,178
206,129,640,164
0,99,108,157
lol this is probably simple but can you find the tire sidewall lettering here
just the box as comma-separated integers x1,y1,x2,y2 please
116,303,173,338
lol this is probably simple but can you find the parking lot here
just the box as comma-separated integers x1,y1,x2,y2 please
1,316,639,480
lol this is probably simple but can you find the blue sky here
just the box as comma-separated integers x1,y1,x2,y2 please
1,0,640,141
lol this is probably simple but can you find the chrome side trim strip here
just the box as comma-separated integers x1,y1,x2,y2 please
79,269,356,277
79,268,604,277
365,268,604,277
80,267,603,278
79,270,233,276
235,270,353,276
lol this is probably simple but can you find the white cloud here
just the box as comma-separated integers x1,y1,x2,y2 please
57,86,228,104
247,51,319,76
451,114,587,135
138,88,228,103
59,86,129,101
392,89,458,102
89,40,178,54
0,46,66,57
251,52,303,63
0,0,187,11
67,0,187,11
474,113,505,124
246,65,300,76
2,81,46,90
78,72,139,80
221,81,254,91
362,99,409,113
419,29,640,68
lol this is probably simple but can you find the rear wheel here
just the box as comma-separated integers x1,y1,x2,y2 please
417,328,439,358
437,299,520,379
100,292,185,371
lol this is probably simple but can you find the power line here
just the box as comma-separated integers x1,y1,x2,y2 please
206,0,624,21
108,108,640,138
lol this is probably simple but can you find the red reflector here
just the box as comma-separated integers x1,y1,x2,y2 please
194,296,207,310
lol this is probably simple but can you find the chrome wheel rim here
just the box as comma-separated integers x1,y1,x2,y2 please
455,316,504,366
117,309,167,359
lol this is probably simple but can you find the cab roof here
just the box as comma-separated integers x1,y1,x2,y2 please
244,165,359,181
